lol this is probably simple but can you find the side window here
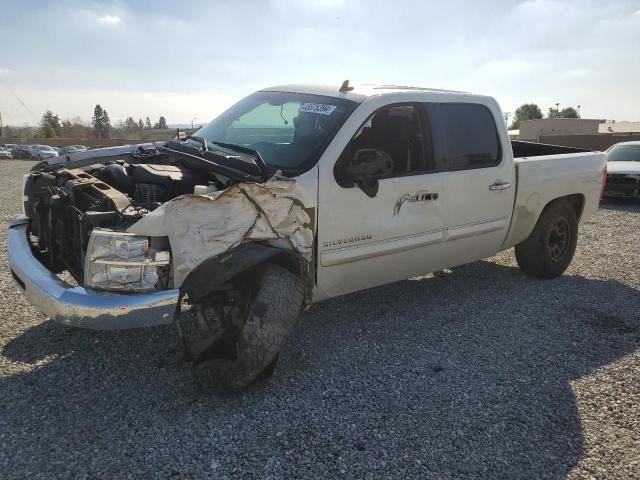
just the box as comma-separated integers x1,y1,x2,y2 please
439,103,501,170
343,104,434,177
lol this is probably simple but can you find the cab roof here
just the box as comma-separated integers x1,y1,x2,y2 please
260,82,472,102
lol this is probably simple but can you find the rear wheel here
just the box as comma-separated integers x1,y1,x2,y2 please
515,200,578,279
177,263,304,393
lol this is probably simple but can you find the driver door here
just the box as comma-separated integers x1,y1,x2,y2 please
315,104,447,300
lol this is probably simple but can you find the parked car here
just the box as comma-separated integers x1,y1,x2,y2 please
8,82,606,391
11,145,31,159
29,144,59,161
603,141,640,198
72,145,88,151
0,147,13,159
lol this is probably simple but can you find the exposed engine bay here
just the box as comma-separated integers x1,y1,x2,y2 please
23,144,252,283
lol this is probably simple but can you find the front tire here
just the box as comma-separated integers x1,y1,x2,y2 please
179,263,304,393
515,200,578,279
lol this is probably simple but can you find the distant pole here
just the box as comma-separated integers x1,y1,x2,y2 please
555,103,560,115
576,105,581,116
191,117,198,131
504,112,511,126
0,110,3,138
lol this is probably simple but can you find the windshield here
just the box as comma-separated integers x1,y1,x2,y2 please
194,91,358,172
607,144,640,162
40,145,55,151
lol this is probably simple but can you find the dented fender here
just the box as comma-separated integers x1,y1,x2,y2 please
127,173,315,288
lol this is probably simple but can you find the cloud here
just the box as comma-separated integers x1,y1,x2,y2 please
1,0,639,123
98,14,121,24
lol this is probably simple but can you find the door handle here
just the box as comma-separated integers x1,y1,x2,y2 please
489,181,511,191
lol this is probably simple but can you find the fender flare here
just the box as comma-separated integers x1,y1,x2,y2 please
179,242,286,303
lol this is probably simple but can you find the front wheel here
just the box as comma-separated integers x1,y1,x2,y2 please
178,263,304,393
515,200,578,279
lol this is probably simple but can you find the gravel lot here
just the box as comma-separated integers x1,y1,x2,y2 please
0,159,638,479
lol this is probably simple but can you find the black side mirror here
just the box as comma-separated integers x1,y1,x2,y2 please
342,148,393,197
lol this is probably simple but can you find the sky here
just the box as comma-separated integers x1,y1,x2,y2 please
1,0,639,127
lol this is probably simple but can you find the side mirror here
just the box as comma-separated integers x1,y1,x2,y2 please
342,148,393,197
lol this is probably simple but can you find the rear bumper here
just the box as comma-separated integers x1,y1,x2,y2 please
8,216,179,330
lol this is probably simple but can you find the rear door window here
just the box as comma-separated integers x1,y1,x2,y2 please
438,103,501,171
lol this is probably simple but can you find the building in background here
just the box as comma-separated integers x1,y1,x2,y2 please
599,121,640,134
519,118,605,142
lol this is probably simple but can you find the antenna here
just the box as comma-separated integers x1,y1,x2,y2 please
339,80,354,92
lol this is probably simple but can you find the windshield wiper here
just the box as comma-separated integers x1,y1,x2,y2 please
185,135,207,151
207,140,268,170
185,135,268,171
162,145,264,182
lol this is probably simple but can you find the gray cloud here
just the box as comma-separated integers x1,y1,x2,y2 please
1,0,639,123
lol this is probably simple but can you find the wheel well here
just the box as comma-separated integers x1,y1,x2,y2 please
545,194,585,222
269,251,314,304
179,244,313,305
269,251,304,276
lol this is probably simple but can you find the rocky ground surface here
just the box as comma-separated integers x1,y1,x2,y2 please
0,160,638,479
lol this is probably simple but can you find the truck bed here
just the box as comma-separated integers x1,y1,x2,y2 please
511,140,591,158
501,146,606,250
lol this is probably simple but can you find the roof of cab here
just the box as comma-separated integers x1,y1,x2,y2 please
260,83,472,102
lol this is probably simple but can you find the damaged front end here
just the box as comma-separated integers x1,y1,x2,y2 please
14,141,315,332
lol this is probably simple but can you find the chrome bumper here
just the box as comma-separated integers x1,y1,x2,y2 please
7,216,179,330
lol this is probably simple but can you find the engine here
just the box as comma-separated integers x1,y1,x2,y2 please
95,162,202,205
24,159,210,281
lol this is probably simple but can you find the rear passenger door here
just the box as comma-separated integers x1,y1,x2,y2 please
427,102,515,264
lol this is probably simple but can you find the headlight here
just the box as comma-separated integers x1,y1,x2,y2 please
84,230,170,292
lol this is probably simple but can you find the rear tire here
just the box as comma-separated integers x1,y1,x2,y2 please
515,200,578,279
186,264,304,393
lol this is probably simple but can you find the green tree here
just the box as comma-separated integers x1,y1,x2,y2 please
138,118,144,130
92,105,112,138
41,110,61,136
547,106,580,119
509,103,543,130
154,116,168,129
92,104,105,138
101,109,111,138
124,116,137,131
36,120,56,138
558,107,579,118
145,116,152,129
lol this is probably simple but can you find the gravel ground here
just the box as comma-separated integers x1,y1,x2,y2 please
0,159,638,479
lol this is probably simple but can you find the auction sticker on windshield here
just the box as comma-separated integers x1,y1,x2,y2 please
299,103,337,115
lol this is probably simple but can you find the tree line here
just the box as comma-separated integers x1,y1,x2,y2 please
34,104,169,139
509,103,580,130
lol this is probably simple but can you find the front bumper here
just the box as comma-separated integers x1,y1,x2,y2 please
8,216,179,330
604,174,640,198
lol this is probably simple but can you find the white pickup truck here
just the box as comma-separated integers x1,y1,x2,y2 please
9,82,606,390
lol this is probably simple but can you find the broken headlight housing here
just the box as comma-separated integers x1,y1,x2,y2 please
84,230,170,292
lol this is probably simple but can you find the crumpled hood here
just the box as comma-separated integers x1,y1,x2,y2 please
127,174,314,286
607,161,640,175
